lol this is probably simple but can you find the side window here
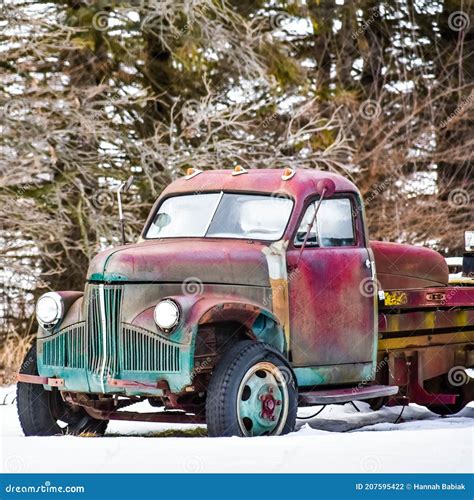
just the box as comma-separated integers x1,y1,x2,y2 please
294,198,356,247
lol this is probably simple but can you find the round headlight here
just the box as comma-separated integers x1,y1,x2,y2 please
154,299,180,331
36,292,63,328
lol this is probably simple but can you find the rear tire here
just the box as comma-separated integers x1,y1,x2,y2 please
17,344,108,436
206,341,297,437
425,373,473,416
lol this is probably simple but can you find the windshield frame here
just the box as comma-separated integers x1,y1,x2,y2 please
143,190,295,242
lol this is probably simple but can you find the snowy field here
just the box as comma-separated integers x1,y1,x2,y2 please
1,385,472,474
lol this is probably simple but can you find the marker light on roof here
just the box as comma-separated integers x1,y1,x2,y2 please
232,165,248,176
282,168,296,180
184,168,203,180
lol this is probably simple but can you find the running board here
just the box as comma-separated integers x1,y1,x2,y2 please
299,385,399,405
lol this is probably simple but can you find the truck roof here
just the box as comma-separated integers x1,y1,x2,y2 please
161,168,360,200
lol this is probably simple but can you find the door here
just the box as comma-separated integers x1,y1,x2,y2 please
287,196,376,369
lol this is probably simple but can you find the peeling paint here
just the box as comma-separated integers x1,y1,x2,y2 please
262,240,291,353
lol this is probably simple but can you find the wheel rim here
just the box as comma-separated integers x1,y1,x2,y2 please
236,361,289,436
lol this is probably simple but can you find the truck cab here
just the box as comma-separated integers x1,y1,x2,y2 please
17,168,473,437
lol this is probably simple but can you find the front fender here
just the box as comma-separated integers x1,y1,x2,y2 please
131,295,285,352
39,291,84,336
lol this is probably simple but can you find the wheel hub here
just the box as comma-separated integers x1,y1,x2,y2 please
236,362,289,436
259,388,281,420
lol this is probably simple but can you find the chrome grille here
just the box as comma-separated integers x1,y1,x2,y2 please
85,284,123,375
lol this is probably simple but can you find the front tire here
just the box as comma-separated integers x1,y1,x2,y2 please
367,396,389,411
17,344,108,436
206,341,297,437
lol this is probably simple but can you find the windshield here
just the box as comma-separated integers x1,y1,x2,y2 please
146,192,293,241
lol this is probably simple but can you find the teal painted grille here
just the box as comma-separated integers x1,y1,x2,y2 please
120,324,180,372
42,323,86,368
86,284,123,375
41,285,181,378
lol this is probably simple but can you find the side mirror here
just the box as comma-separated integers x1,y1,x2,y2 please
314,178,336,197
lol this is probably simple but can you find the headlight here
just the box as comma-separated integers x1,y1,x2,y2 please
154,299,180,331
36,292,64,329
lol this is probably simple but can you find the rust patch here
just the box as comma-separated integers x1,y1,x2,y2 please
17,373,64,387
17,373,48,385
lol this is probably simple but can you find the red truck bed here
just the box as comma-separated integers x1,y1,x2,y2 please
379,286,474,339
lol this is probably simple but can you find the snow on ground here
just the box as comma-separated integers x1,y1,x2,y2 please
1,385,472,474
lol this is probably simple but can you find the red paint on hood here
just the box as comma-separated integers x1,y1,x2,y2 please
87,239,270,286
370,241,449,289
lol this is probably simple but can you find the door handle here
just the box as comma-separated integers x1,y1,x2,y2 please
365,259,371,268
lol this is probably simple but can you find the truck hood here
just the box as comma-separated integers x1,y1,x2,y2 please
87,239,271,287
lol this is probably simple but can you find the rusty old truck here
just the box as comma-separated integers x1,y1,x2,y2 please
17,167,474,437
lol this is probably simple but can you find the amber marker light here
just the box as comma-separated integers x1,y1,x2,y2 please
281,168,296,180
232,165,248,176
184,167,203,180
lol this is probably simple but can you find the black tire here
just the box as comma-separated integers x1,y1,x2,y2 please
206,340,297,437
367,396,389,411
427,381,473,416
17,344,108,436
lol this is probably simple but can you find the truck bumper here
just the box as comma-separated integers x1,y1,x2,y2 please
36,320,194,396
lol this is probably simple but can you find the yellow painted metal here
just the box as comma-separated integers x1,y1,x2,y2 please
378,330,474,351
384,291,408,307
